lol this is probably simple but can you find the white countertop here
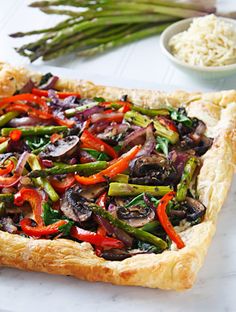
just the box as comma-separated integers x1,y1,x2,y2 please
0,1,236,311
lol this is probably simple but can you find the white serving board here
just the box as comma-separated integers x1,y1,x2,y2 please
0,65,235,312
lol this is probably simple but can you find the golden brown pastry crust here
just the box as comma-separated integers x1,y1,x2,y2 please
0,63,235,290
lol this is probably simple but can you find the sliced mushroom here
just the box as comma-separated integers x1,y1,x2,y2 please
129,154,174,185
130,154,168,177
117,204,155,227
60,185,92,222
39,135,79,160
185,197,206,221
193,135,213,156
189,120,206,144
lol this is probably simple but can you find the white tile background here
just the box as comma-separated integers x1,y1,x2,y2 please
0,1,236,312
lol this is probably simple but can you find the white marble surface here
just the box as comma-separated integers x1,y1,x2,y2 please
0,1,236,311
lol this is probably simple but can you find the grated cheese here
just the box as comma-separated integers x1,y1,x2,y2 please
169,14,236,67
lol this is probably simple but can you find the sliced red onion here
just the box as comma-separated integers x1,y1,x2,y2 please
7,140,29,154
79,150,96,163
2,187,16,194
168,150,189,177
62,96,78,108
113,227,133,247
107,203,118,213
96,215,133,247
48,90,78,109
0,217,18,234
41,159,53,168
143,193,157,214
97,123,129,142
96,216,114,235
68,157,77,165
40,76,59,90
136,124,155,157
19,79,35,94
89,120,111,134
8,116,50,127
15,151,30,176
122,126,147,149
48,89,60,106
77,105,103,121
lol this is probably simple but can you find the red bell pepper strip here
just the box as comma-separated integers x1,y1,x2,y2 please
20,217,68,237
50,133,63,143
50,174,76,194
0,93,49,112
53,116,75,128
157,116,178,132
96,192,107,209
157,191,185,249
70,226,124,248
0,173,21,188
0,159,14,176
96,192,108,256
119,103,131,113
32,88,81,99
6,103,75,128
75,145,141,185
14,188,44,227
6,103,52,120
9,129,22,141
0,137,7,143
80,130,118,159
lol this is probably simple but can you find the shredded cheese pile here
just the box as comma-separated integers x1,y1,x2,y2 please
169,14,236,67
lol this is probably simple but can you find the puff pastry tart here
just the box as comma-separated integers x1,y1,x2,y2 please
0,63,235,290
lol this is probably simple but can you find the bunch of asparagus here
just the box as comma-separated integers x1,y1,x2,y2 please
10,0,216,62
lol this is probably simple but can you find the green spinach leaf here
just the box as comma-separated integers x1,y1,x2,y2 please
156,136,169,156
26,135,50,151
169,107,193,127
93,97,105,102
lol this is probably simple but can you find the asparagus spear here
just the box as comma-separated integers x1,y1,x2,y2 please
30,0,215,13
132,106,169,117
124,111,179,144
0,112,19,127
27,154,59,202
43,24,136,61
1,126,68,137
78,23,170,58
0,140,9,153
65,101,99,117
141,220,160,233
176,157,199,202
90,203,167,250
40,7,140,17
111,174,129,183
75,2,207,19
28,161,108,178
10,17,78,37
12,0,215,62
46,15,177,48
108,182,172,197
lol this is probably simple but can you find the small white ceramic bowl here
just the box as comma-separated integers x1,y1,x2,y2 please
160,17,236,79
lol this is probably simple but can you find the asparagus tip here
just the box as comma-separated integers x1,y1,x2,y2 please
9,32,26,38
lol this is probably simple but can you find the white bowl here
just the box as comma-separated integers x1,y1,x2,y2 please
160,17,236,79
